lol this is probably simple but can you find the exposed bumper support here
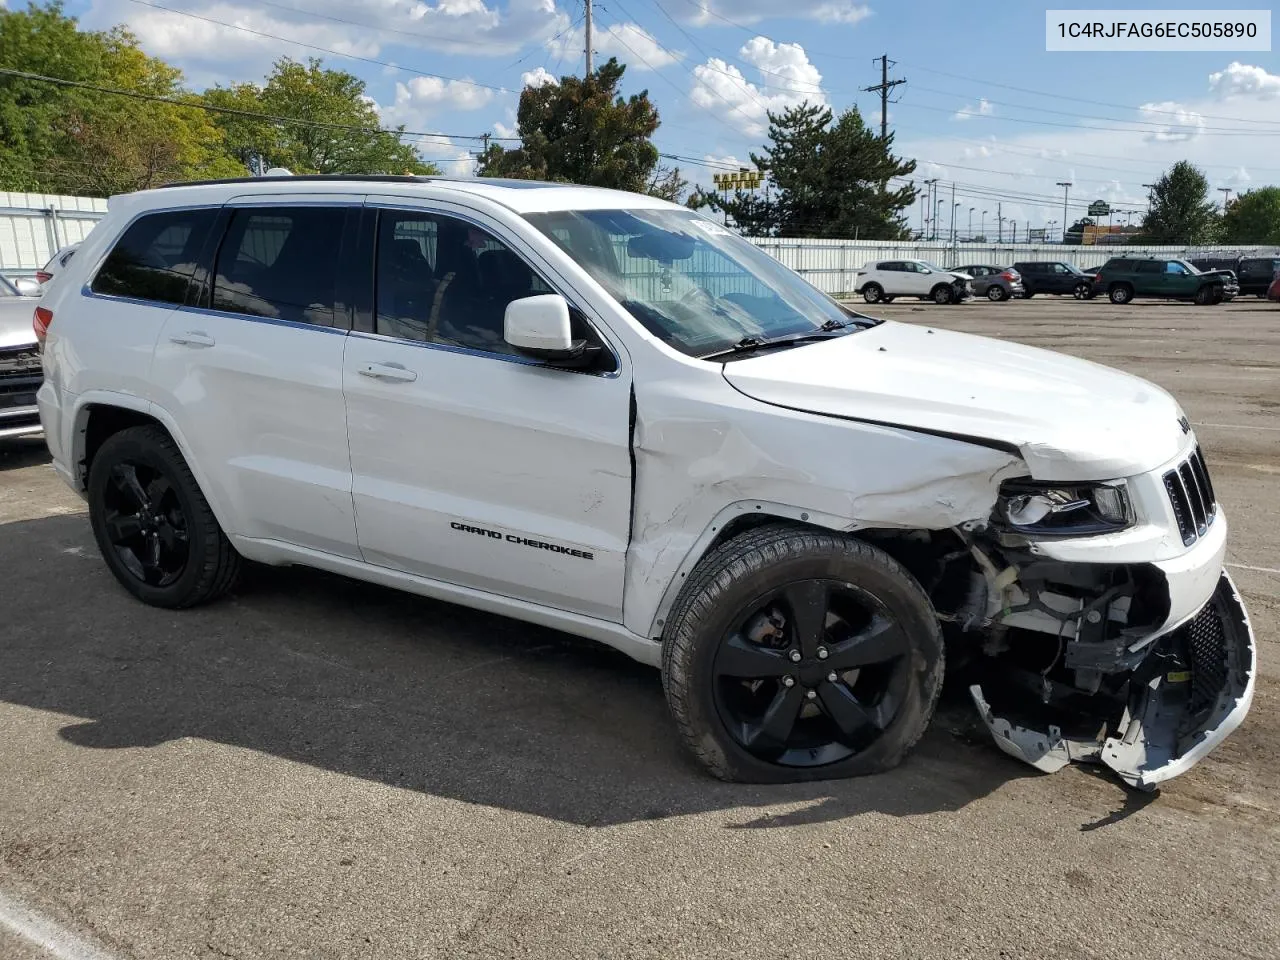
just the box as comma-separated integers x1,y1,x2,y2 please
970,572,1255,789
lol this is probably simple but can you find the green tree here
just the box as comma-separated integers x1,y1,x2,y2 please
477,58,660,192
1221,186,1280,244
0,2,241,194
1141,160,1219,243
693,103,917,239
205,58,437,176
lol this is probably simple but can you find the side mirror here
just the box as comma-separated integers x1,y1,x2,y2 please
504,294,586,362
12,277,40,297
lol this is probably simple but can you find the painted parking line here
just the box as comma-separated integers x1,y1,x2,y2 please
1193,421,1280,433
1227,563,1280,576
0,890,120,960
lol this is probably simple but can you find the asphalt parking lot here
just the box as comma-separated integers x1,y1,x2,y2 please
1,296,1277,960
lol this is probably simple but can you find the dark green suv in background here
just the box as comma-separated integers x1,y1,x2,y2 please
1094,257,1233,305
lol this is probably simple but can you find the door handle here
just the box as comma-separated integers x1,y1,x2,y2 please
169,331,216,348
358,362,418,383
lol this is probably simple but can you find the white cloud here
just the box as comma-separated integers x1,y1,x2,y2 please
493,120,518,139
685,0,870,25
84,0,568,87
551,22,679,70
416,135,478,175
1208,62,1280,99
520,66,558,88
380,76,494,130
691,37,825,137
1225,166,1252,186
953,98,994,121
1138,101,1205,142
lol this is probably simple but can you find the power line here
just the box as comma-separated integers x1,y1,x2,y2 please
898,60,1280,128
0,67,518,143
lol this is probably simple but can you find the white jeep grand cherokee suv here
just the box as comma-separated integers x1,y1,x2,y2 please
36,175,1253,788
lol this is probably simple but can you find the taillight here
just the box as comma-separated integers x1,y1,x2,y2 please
1000,271,1015,281
33,306,53,342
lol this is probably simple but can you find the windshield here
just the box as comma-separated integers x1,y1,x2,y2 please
526,208,876,359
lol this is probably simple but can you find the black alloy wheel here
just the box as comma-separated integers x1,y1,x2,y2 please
711,579,912,768
1073,282,1092,299
101,460,190,587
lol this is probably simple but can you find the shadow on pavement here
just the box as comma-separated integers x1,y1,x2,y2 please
0,438,50,472
1,513,1028,827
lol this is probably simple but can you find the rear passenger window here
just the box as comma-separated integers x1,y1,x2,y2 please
1136,261,1162,274
92,209,216,305
375,211,552,355
212,207,346,326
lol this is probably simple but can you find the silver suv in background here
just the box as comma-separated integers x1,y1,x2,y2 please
949,264,1024,302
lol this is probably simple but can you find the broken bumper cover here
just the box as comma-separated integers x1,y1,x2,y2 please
970,572,1255,790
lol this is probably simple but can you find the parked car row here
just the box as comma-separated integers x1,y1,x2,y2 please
854,255,1268,306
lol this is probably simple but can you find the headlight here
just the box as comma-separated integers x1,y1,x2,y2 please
996,479,1133,535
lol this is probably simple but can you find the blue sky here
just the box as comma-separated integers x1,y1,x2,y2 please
50,0,1280,230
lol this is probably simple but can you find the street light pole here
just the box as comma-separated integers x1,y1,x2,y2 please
1056,181,1072,242
935,198,944,242
968,206,974,240
981,209,987,238
1218,187,1233,211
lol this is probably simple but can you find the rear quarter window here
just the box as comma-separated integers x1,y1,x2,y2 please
91,209,218,304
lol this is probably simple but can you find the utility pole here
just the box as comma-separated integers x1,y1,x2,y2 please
1218,187,1233,211
919,193,927,238
935,198,944,243
584,0,593,77
981,209,987,239
923,178,937,239
1056,181,1072,243
968,207,974,240
950,184,957,246
997,202,1004,244
863,55,905,140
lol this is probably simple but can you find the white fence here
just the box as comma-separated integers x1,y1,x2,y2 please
747,237,1280,294
0,192,108,277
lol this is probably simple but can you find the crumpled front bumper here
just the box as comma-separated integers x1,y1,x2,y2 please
970,572,1255,790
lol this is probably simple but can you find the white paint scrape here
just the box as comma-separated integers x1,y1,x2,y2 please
0,890,120,960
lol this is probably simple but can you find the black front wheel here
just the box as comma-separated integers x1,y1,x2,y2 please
88,425,241,608
661,525,943,783
1073,282,1093,300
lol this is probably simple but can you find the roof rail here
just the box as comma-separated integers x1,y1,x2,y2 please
154,174,440,189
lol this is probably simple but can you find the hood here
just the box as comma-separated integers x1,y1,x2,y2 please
0,299,38,350
721,321,1186,481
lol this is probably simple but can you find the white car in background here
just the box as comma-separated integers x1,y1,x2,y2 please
854,259,973,305
36,243,79,291
0,274,44,440
35,174,1253,790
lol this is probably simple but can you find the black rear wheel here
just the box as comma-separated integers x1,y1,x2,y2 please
88,425,241,608
662,525,943,783
862,283,883,304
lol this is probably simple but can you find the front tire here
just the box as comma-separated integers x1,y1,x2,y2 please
861,283,883,304
987,285,1007,302
1109,284,1133,304
88,425,241,608
931,284,954,305
661,525,944,783
1194,285,1216,305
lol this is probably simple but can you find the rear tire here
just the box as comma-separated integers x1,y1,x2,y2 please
661,524,943,783
88,425,241,608
1073,282,1093,300
862,283,883,304
1109,284,1133,304
1021,289,1036,299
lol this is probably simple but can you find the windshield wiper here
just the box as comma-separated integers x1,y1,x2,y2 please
700,324,852,361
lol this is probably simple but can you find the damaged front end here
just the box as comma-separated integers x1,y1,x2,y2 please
968,572,1254,789
914,514,1256,790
